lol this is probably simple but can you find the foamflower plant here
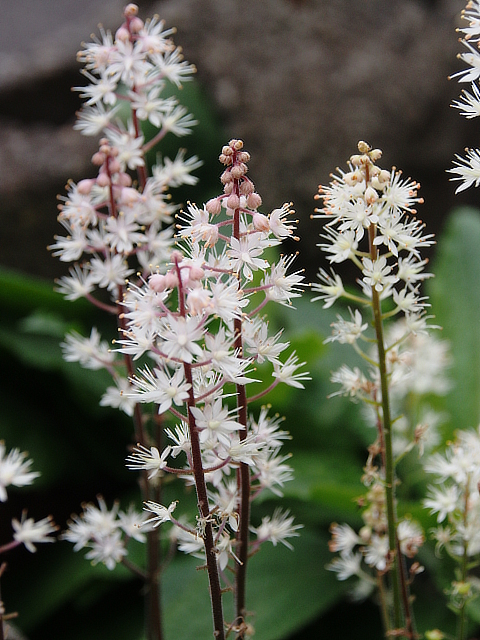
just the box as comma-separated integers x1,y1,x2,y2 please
313,141,438,639
119,138,307,639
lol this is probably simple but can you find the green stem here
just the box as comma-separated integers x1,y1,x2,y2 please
457,477,470,640
368,225,403,637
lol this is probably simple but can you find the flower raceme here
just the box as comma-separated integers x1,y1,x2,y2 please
118,139,307,635
50,3,201,417
449,1,480,192
120,139,306,521
313,142,445,634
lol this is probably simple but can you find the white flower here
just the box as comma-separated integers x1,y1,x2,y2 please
126,444,172,479
128,365,191,413
85,530,128,570
272,352,311,389
0,443,40,502
327,551,363,581
448,148,480,193
143,500,177,527
190,398,243,446
227,234,270,281
252,509,302,550
12,512,57,553
61,327,115,370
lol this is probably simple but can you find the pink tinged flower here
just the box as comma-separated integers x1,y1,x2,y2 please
126,443,172,479
186,286,214,315
190,399,243,446
0,443,40,502
251,508,303,550
142,500,177,527
128,365,191,413
12,512,57,553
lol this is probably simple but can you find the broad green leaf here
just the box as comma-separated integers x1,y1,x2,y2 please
163,529,348,640
429,207,480,433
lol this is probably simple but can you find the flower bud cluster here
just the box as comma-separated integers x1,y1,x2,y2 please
449,1,480,192
50,4,201,416
119,139,306,572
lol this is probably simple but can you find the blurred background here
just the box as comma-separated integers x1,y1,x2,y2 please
1,1,480,639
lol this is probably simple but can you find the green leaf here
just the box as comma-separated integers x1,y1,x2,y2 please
429,207,480,433
162,529,348,640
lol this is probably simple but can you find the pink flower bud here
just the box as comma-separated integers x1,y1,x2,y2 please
170,250,183,264
96,172,111,187
149,274,167,292
226,194,240,210
115,27,130,42
252,211,270,232
129,17,144,33
77,179,95,195
246,192,262,209
206,198,222,215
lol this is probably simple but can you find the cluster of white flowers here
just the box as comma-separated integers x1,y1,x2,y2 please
449,0,480,191
0,442,57,556
62,496,151,570
50,3,201,416
119,138,306,576
313,143,450,605
423,427,480,612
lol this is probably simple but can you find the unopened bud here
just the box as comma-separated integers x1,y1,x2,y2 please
357,140,371,154
149,274,167,292
206,198,222,215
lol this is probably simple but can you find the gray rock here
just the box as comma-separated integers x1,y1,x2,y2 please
0,0,474,278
